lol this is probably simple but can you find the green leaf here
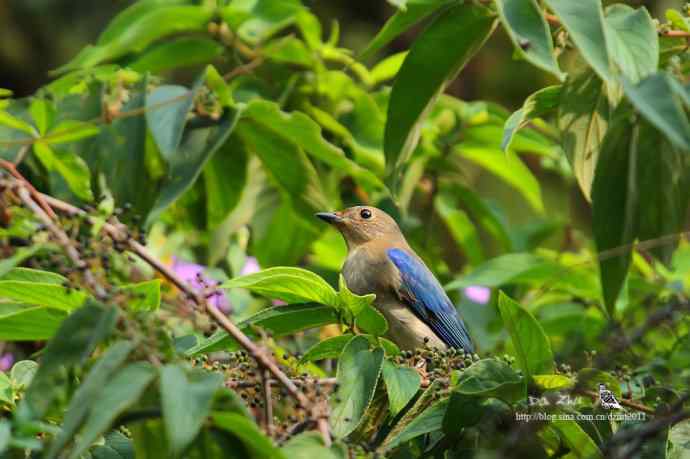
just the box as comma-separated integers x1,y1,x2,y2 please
370,52,407,86
30,99,54,135
186,304,339,355
281,432,344,459
211,412,285,459
591,111,636,314
160,365,223,456
60,5,214,71
46,341,135,459
667,419,690,459
146,94,241,225
533,374,574,390
338,274,376,316
382,360,421,416
502,85,561,152
10,360,38,389
557,71,610,201
331,336,384,438
0,304,66,341
385,3,496,179
443,392,484,433
0,373,13,405
551,419,603,459
360,0,452,59
383,399,448,450
494,0,563,79
223,267,339,306
435,193,483,264
666,9,690,32
236,120,329,220
130,38,224,74
46,120,100,145
446,253,553,290
119,280,161,311
623,72,690,151
455,145,543,213
90,431,135,459
33,142,93,201
263,36,313,67
605,4,658,83
18,303,118,420
300,335,355,364
222,0,304,45
0,281,87,311
204,139,247,229
453,358,524,403
146,85,194,160
543,0,612,81
355,305,388,336
241,100,382,189
0,110,35,135
0,267,65,284
497,292,554,378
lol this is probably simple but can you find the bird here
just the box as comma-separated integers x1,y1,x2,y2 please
598,383,622,410
316,206,474,353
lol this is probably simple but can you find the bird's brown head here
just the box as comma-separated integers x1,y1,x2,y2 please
315,206,403,249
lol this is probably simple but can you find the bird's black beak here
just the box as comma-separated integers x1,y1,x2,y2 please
315,212,342,224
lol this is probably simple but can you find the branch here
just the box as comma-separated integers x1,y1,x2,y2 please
3,178,331,446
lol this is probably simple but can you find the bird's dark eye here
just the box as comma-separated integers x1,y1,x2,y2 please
360,208,372,219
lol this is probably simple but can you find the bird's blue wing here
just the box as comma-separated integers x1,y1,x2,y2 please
387,248,474,353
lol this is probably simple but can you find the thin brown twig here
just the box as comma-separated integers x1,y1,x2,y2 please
14,186,107,299
6,182,331,445
261,370,274,437
226,377,338,389
0,159,57,220
223,56,265,81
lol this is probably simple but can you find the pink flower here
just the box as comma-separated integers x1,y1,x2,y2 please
0,353,14,372
464,286,491,304
240,257,260,276
172,258,231,313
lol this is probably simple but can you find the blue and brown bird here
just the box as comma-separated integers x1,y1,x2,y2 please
316,206,475,353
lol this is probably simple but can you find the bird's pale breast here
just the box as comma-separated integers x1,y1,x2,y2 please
342,245,447,351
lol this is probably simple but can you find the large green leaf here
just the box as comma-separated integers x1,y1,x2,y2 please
223,267,339,306
186,303,339,355
18,303,118,420
0,304,66,341
497,292,554,379
300,335,355,364
222,0,304,45
146,104,241,225
60,5,214,71
384,3,496,179
543,0,611,81
605,4,658,83
381,360,421,416
160,365,223,456
667,419,690,459
203,137,247,229
130,38,223,74
211,412,285,459
119,280,161,311
70,363,156,459
0,281,87,311
0,267,65,284
591,112,637,315
241,101,382,189
0,246,51,278
33,142,93,201
360,0,452,59
446,253,554,290
558,71,610,201
455,145,543,213
145,85,194,160
453,358,524,404
502,85,562,152
46,341,135,459
494,0,563,79
330,336,384,438
623,72,690,151
435,192,483,265
382,399,448,450
551,419,603,459
281,432,344,459
236,119,328,219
